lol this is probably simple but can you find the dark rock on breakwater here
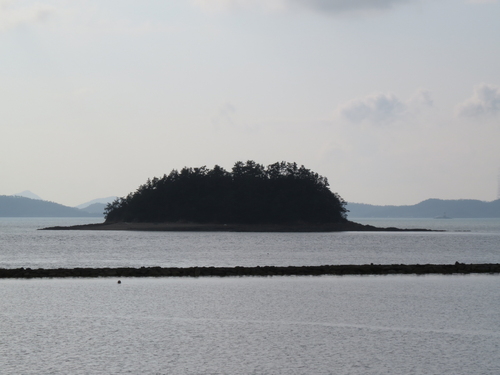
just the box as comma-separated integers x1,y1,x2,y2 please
1,263,499,279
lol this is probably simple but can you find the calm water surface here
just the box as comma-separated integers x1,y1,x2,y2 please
0,218,499,374
0,217,499,268
1,275,499,374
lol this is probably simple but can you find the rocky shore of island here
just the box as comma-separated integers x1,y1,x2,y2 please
1,263,498,279
39,220,435,232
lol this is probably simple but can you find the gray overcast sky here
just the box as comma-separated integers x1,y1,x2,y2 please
1,0,499,206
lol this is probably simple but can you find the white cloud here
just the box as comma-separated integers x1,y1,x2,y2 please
288,0,413,13
456,83,500,117
0,0,56,31
336,92,406,123
409,89,434,108
335,89,434,124
193,0,415,14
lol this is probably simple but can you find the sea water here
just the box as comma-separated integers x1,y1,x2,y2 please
0,218,499,374
0,217,499,268
1,276,499,374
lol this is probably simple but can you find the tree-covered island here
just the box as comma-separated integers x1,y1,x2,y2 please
104,161,348,226
42,161,432,231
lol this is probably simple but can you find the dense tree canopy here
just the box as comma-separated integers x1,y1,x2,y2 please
104,161,347,224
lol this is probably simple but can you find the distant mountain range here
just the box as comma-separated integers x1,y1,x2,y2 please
0,193,117,217
2,194,499,219
346,199,500,218
78,202,108,215
0,195,104,217
76,196,117,209
12,190,43,200
76,196,117,215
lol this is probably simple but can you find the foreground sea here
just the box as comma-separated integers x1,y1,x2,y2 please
1,217,499,374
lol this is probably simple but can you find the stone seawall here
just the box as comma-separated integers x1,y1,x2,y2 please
1,263,499,279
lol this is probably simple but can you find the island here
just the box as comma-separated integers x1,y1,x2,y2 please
42,161,432,232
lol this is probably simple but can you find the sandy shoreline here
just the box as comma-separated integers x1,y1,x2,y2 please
39,220,434,232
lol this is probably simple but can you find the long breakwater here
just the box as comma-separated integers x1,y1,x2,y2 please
1,263,499,279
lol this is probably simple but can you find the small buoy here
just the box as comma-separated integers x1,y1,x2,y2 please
117,280,121,284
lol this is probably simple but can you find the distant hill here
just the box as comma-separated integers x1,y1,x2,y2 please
12,190,43,200
0,195,102,217
76,196,117,209
79,202,107,215
346,199,500,218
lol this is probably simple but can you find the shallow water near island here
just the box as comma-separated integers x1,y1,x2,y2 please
1,217,500,374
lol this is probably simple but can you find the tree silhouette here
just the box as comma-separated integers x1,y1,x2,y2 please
105,161,347,224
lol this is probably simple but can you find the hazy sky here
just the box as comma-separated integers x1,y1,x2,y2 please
1,0,499,206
